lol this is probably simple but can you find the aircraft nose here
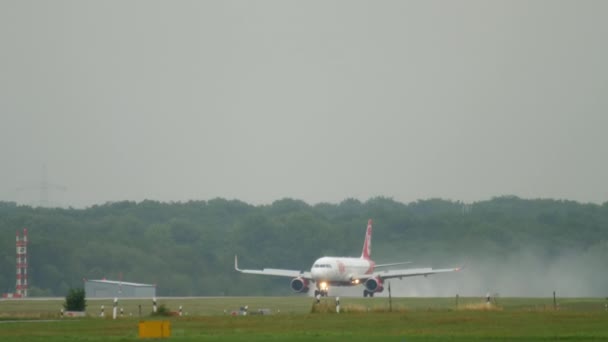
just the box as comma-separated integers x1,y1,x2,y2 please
311,267,328,280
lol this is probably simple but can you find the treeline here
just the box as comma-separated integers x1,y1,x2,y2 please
0,196,607,296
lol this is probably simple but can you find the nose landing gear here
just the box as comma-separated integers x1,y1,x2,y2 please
314,289,329,297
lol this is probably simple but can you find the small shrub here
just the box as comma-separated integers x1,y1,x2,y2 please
152,304,172,316
63,288,86,312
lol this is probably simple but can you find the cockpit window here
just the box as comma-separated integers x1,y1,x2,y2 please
313,264,332,268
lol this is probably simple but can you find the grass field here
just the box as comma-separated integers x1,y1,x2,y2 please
1,296,608,341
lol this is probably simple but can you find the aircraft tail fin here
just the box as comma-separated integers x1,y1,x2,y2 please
361,219,373,260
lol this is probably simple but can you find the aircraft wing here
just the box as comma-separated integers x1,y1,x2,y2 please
234,255,312,279
373,267,462,280
375,261,412,268
353,266,462,281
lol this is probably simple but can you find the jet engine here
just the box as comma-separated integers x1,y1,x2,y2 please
364,277,384,293
290,277,309,293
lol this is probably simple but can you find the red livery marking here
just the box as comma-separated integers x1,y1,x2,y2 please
365,260,375,274
337,261,346,274
361,219,373,260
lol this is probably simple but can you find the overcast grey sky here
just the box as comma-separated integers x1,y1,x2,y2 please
1,1,607,208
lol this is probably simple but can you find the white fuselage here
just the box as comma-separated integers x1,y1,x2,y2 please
310,256,375,285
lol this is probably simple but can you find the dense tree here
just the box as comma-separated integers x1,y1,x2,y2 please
0,196,606,296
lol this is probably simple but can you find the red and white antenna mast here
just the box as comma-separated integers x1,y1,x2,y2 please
15,228,28,297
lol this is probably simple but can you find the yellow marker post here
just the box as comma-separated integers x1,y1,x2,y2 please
138,321,171,338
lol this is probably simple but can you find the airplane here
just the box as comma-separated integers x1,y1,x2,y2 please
235,219,462,297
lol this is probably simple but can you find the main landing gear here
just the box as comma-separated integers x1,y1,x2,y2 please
363,289,374,297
